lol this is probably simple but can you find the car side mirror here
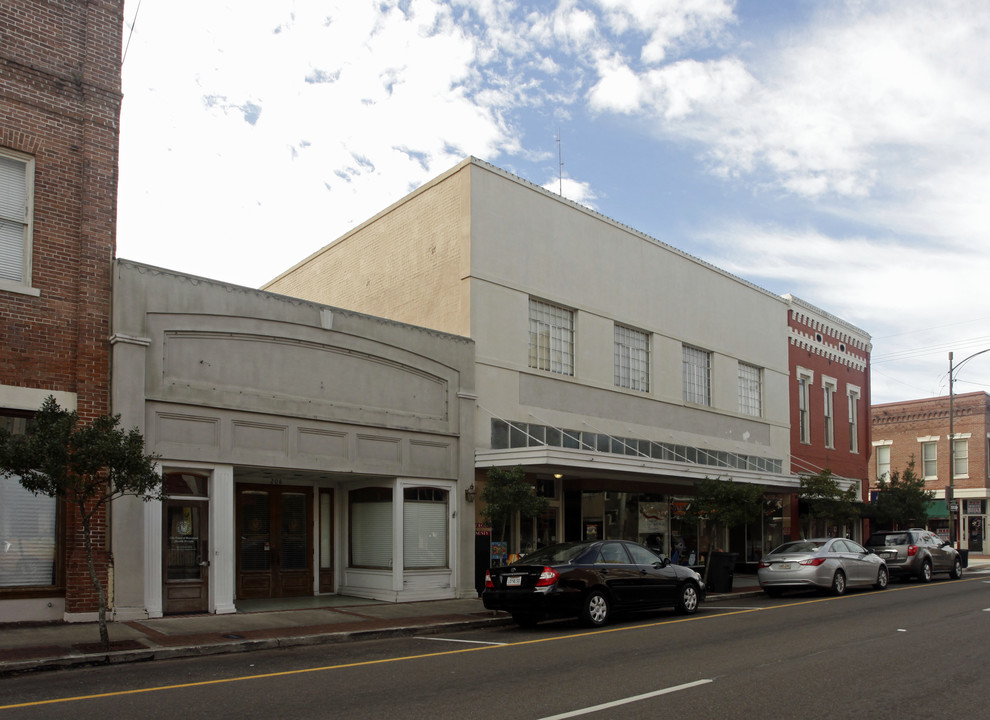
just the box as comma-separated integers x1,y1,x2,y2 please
654,559,670,568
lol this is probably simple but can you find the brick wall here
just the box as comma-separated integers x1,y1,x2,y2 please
1,0,124,613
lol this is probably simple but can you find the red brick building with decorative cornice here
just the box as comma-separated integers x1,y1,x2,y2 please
1,0,123,622
871,392,990,550
784,295,872,539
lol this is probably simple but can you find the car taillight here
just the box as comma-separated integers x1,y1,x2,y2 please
799,558,827,566
484,570,494,589
907,545,918,556
758,561,771,568
535,567,559,587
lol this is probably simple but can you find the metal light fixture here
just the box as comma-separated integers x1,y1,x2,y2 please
948,348,990,549
464,483,476,503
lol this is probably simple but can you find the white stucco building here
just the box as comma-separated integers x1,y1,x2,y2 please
265,158,800,575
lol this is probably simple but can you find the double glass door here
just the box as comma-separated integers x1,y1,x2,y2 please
237,485,313,599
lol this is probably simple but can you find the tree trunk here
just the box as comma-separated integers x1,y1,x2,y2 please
79,503,109,650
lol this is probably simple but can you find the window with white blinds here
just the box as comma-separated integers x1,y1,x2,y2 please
349,488,393,569
403,488,448,569
0,150,32,285
0,478,57,587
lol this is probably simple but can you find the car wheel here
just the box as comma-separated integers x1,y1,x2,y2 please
581,589,610,627
950,557,963,580
675,582,699,615
512,613,540,628
830,570,846,596
874,566,889,590
919,559,933,583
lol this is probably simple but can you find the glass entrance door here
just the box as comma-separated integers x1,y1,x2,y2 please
236,485,313,599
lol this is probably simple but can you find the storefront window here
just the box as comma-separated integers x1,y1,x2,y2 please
669,497,700,566
349,487,392,569
0,479,56,587
403,487,448,569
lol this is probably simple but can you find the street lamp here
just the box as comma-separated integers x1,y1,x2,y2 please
948,348,990,549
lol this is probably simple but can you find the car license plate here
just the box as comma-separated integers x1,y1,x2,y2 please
506,576,522,586
777,563,790,570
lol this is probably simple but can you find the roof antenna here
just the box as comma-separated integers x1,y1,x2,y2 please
556,127,563,196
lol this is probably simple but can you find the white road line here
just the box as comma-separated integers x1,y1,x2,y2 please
417,637,507,646
536,679,714,719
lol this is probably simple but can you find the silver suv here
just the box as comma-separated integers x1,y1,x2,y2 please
865,529,962,582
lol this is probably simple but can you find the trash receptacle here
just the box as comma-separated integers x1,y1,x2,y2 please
706,552,738,593
958,549,969,568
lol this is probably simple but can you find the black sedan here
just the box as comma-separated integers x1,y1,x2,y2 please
482,540,705,627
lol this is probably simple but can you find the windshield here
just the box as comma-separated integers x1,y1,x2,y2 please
770,541,825,554
518,542,591,566
866,533,910,547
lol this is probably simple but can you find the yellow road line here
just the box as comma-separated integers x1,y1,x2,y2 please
2,577,980,711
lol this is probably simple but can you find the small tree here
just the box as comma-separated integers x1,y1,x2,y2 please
0,397,163,650
480,466,549,552
687,477,765,582
799,469,860,537
875,456,933,529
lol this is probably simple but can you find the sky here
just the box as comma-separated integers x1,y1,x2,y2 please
116,0,990,406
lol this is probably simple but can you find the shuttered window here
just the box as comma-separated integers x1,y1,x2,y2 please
349,487,393,569
0,151,33,286
403,488,448,569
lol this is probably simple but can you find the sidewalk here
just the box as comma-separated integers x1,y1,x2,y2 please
0,578,765,676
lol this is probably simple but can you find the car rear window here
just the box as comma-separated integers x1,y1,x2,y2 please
771,541,824,554
519,543,590,565
867,533,910,547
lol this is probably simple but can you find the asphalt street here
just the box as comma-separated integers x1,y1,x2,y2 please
2,570,988,719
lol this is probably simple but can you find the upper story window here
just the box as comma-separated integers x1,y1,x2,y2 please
737,363,762,417
874,443,891,481
614,324,649,392
528,299,574,376
822,376,837,449
920,440,937,479
682,346,711,406
797,368,813,444
847,386,860,453
0,149,35,292
952,436,969,479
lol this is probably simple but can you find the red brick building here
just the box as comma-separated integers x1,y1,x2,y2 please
785,296,872,540
871,392,990,551
1,0,123,621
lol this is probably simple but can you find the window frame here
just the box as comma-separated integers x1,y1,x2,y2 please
874,442,891,481
682,345,712,406
847,385,860,454
822,376,837,449
528,298,574,376
614,324,650,392
952,436,969,479
0,148,35,293
920,439,938,479
797,368,813,445
737,362,762,417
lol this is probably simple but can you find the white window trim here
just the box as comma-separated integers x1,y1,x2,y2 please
919,438,938,480
822,375,837,450
847,385,860,454
737,362,763,418
797,367,814,445
0,147,38,296
950,434,971,480
614,324,650,393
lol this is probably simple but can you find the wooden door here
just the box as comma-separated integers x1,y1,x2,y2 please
237,485,313,599
163,498,210,613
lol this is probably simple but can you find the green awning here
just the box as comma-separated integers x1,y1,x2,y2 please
927,499,949,518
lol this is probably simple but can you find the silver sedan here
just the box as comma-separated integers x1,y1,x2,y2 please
758,538,888,597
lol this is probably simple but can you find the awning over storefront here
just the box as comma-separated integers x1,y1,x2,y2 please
927,499,949,519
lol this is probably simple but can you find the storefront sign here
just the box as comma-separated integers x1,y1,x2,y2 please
965,500,984,515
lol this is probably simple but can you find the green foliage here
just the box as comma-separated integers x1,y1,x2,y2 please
799,469,860,530
874,456,933,529
480,465,549,547
0,396,163,649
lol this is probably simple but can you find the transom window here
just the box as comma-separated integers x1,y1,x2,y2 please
614,325,649,392
0,149,34,288
682,346,711,406
528,299,574,376
737,363,762,417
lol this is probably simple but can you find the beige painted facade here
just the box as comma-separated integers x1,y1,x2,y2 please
110,260,476,617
